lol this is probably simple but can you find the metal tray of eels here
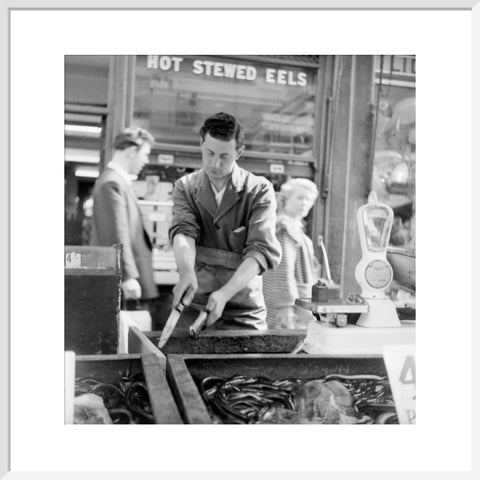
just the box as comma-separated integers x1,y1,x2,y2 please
166,354,396,424
200,373,395,424
75,354,182,424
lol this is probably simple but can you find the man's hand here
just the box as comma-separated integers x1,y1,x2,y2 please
172,271,198,308
122,278,142,300
205,290,230,327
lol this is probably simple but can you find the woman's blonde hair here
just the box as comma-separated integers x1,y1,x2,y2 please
277,178,319,211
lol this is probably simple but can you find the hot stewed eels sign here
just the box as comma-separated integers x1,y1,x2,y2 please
146,55,310,87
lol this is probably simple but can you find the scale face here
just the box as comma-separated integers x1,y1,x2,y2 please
364,259,392,289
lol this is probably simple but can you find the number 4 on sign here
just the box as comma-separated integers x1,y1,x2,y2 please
65,252,81,268
383,344,416,424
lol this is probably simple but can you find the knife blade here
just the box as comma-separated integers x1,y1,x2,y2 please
157,300,185,349
189,310,208,339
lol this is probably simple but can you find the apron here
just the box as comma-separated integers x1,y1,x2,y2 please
183,245,267,330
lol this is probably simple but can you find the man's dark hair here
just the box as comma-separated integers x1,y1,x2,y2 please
199,112,245,149
113,126,155,151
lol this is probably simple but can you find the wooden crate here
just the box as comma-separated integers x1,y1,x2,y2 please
166,354,388,424
129,329,306,355
65,245,121,354
75,353,182,424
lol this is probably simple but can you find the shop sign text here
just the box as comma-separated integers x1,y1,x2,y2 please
147,55,309,87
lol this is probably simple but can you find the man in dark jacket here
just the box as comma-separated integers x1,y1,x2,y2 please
91,126,157,302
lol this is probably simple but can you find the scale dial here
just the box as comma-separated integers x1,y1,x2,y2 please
364,259,392,289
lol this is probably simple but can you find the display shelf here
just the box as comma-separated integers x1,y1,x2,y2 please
138,199,174,248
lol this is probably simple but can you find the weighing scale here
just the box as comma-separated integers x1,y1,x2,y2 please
295,196,415,355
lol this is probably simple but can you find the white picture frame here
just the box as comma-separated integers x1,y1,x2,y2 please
2,1,478,478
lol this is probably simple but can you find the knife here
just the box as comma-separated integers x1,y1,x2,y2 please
157,299,186,349
189,310,208,339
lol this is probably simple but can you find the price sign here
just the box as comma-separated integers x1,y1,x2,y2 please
157,154,174,165
269,163,285,174
383,344,416,424
64,351,76,424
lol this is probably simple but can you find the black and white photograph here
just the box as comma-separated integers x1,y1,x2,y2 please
64,54,417,426
4,4,476,477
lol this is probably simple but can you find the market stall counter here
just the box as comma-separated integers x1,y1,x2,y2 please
128,325,307,355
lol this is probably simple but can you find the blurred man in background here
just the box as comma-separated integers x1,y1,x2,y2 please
91,126,157,304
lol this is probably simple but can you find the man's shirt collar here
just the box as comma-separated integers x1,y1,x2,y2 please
107,161,133,185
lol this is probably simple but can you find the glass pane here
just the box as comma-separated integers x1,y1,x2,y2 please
133,55,317,156
363,207,390,251
372,55,416,249
65,55,110,105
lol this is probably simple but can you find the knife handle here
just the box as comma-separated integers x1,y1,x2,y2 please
174,299,185,314
189,310,208,339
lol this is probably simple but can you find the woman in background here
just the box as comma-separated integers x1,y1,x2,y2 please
263,178,321,329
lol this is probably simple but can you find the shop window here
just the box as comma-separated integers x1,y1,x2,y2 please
132,55,317,157
372,55,416,250
64,56,110,246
